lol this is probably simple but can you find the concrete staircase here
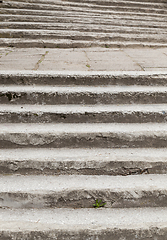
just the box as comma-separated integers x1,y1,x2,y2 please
0,71,167,239
0,0,167,47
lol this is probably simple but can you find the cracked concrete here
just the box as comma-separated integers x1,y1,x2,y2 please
0,47,167,71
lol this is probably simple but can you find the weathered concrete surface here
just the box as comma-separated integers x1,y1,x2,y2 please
0,148,167,175
0,0,167,48
1,85,167,105
0,48,167,71
0,208,167,239
1,104,167,123
0,174,167,208
1,123,167,148
1,70,167,84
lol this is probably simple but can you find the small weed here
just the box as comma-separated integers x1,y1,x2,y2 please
93,199,106,208
86,64,90,68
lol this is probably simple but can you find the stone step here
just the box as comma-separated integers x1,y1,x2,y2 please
1,85,167,104
0,207,167,239
0,148,167,175
8,0,167,4
1,29,166,43
2,0,166,14
0,174,167,208
1,15,166,28
1,22,166,34
1,104,167,123
1,0,166,48
1,123,167,148
1,8,166,20
1,71,167,86
2,38,167,48
7,0,166,9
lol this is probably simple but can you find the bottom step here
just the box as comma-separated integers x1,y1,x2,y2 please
0,208,167,240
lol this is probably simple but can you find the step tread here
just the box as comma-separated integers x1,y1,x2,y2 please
1,85,167,93
0,207,167,230
1,9,167,19
0,148,167,162
0,174,166,192
1,104,167,113
1,122,167,134
1,38,167,47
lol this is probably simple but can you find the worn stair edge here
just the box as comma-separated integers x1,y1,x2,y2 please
1,123,167,148
0,207,167,239
1,16,166,29
1,9,167,19
7,0,167,5
2,1,167,14
0,70,167,85
1,29,167,42
1,38,167,48
1,85,167,105
1,148,167,175
1,22,167,33
0,174,167,208
3,0,166,9
1,104,167,123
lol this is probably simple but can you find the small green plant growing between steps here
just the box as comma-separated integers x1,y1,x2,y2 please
93,199,106,208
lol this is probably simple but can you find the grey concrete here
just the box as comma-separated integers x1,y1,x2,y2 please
1,123,167,148
0,148,167,175
0,0,167,237
1,104,167,123
1,70,167,86
0,48,167,71
0,174,167,208
0,208,167,239
1,0,167,49
1,85,167,105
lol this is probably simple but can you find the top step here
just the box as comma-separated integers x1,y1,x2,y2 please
0,71,167,86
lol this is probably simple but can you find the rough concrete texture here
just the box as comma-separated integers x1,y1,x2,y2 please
1,123,167,148
2,104,167,123
1,208,167,239
1,70,167,85
0,48,167,71
0,0,167,48
2,85,167,105
1,174,167,208
0,0,167,238
0,148,167,175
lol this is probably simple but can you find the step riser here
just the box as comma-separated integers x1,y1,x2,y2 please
1,73,167,86
1,207,167,240
1,111,167,123
0,159,164,175
1,16,166,28
2,2,167,14
1,133,167,148
8,0,167,4
1,92,167,104
3,0,165,9
1,229,167,240
1,189,167,209
1,9,166,20
1,24,166,34
1,32,166,43
1,39,167,48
